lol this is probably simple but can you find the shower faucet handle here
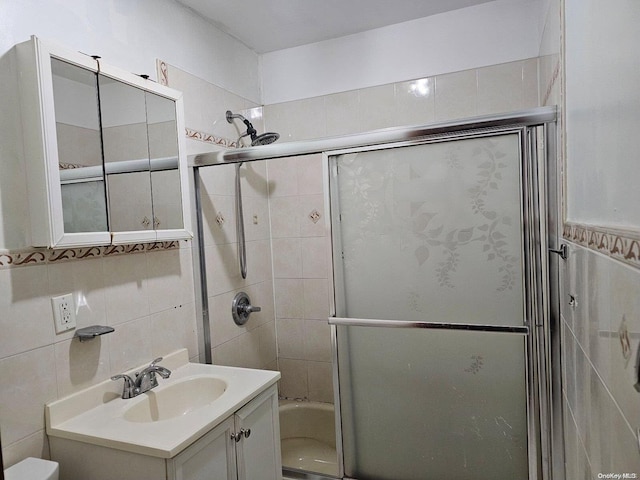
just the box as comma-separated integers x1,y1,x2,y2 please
243,305,261,314
232,292,260,326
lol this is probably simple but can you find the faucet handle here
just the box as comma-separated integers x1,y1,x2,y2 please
111,374,134,385
111,374,135,399
149,357,163,367
136,357,163,377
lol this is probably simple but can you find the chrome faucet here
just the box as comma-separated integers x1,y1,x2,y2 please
134,357,171,393
111,357,171,399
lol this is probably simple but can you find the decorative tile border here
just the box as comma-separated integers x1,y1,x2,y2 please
59,162,86,169
185,127,238,148
563,222,640,270
158,59,169,86
0,241,181,270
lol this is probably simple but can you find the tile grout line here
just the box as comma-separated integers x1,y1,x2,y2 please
565,318,638,440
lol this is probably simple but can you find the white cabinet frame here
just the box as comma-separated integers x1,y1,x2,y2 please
15,36,192,248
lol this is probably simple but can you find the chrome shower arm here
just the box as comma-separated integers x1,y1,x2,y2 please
226,109,279,147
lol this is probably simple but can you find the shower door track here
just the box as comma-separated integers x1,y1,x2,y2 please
189,107,556,167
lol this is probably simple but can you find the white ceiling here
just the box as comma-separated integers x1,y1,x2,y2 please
178,0,498,53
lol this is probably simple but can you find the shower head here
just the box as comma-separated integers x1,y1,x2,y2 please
251,132,280,146
226,110,279,147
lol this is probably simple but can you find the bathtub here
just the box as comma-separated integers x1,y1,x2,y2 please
279,400,338,477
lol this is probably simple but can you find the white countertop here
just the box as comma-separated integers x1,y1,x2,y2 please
46,349,280,458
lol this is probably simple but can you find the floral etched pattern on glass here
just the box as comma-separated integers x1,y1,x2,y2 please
334,134,524,325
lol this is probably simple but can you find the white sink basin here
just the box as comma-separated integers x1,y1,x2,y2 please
124,376,227,423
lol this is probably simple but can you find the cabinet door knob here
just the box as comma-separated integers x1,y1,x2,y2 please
242,428,251,439
230,432,242,443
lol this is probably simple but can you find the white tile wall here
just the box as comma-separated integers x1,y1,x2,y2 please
561,242,640,477
165,64,261,144
264,58,539,143
265,152,334,402
477,61,529,115
0,243,197,467
193,140,278,370
103,254,150,326
325,91,361,137
434,69,479,121
0,265,55,359
394,78,436,126
54,336,111,398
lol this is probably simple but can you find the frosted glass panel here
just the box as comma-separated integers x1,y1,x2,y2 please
338,326,528,480
335,134,524,325
332,133,531,479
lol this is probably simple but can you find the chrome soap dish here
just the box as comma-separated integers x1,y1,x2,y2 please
75,325,115,342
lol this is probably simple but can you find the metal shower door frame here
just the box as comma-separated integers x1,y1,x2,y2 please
325,121,559,480
188,107,560,480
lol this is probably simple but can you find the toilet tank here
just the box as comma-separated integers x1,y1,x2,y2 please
4,458,59,480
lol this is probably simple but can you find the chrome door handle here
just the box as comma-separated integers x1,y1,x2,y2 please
549,244,568,260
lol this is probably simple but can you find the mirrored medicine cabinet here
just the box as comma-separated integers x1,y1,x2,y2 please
15,36,191,248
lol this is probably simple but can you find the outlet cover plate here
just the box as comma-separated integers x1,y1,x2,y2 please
52,293,76,334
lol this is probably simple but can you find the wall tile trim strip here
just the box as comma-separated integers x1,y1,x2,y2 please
185,127,238,148
0,241,181,270
563,222,640,270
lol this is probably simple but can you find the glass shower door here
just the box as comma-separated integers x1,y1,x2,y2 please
330,132,538,480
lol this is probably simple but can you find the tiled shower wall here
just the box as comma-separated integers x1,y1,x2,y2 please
268,154,333,402
198,161,278,370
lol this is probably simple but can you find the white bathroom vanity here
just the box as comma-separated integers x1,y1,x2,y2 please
45,349,282,480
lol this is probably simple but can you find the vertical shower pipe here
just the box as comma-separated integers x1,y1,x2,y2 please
235,162,247,279
193,166,212,364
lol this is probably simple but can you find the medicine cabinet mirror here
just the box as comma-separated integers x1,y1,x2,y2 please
17,36,191,248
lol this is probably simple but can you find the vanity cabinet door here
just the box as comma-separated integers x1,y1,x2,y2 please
234,386,282,480
98,64,192,244
168,416,237,480
98,72,156,243
146,91,186,236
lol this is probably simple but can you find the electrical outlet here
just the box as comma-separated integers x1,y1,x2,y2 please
52,293,76,334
